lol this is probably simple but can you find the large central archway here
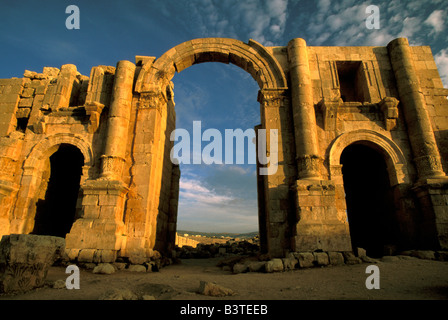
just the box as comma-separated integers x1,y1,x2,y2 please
127,38,294,258
135,38,287,92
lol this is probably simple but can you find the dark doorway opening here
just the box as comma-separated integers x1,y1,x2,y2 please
33,144,84,237
341,143,397,258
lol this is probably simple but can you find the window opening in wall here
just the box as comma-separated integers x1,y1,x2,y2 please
16,117,29,132
336,61,363,102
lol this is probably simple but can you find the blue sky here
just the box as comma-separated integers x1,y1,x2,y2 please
1,0,447,233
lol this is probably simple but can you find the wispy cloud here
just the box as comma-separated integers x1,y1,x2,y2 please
177,164,258,232
435,49,448,87
155,0,289,46
180,178,234,205
424,10,445,35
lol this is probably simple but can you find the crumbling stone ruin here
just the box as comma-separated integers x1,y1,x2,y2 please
0,37,447,265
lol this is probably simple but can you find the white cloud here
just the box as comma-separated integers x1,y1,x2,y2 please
178,0,289,46
399,16,423,40
434,49,448,88
177,171,258,233
424,10,444,34
180,178,234,205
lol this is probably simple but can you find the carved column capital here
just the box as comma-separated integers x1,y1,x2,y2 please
257,88,289,108
297,155,323,180
99,155,126,180
138,90,167,112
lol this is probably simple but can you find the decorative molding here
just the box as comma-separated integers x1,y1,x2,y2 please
379,97,399,131
257,88,289,108
100,155,126,180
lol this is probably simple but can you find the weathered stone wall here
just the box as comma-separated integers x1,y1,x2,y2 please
0,37,447,262
175,233,200,248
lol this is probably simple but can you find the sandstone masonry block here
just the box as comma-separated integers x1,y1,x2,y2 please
296,252,314,268
0,234,65,293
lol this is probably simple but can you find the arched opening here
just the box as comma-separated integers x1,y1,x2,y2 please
135,38,289,257
172,62,260,247
32,144,84,237
340,143,397,258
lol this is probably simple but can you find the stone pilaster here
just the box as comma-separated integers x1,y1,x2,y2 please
257,88,294,257
287,38,322,180
122,87,168,262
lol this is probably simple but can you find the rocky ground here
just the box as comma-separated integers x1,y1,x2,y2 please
1,251,447,301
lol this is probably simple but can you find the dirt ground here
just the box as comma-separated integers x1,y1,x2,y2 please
1,255,447,301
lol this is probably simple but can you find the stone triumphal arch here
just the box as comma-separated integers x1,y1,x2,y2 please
0,37,447,262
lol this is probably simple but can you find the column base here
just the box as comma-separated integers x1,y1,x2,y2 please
293,180,352,252
65,179,128,262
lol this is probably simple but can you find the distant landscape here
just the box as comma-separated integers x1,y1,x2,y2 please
177,230,258,239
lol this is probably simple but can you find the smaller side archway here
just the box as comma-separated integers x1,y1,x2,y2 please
329,129,411,186
340,144,397,257
32,144,84,237
11,134,95,235
328,130,414,256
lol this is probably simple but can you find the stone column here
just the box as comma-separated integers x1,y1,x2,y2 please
100,60,136,180
387,38,445,180
287,38,322,180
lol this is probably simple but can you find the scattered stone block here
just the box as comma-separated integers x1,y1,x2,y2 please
93,263,115,274
411,250,436,260
356,247,366,257
99,288,138,300
78,249,95,263
265,259,284,272
232,263,248,274
113,262,127,270
313,252,329,266
328,252,345,265
296,252,315,268
282,257,298,270
53,279,66,289
381,256,400,262
361,255,378,263
127,264,147,272
248,261,266,272
0,234,65,293
198,281,235,297
343,251,362,264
